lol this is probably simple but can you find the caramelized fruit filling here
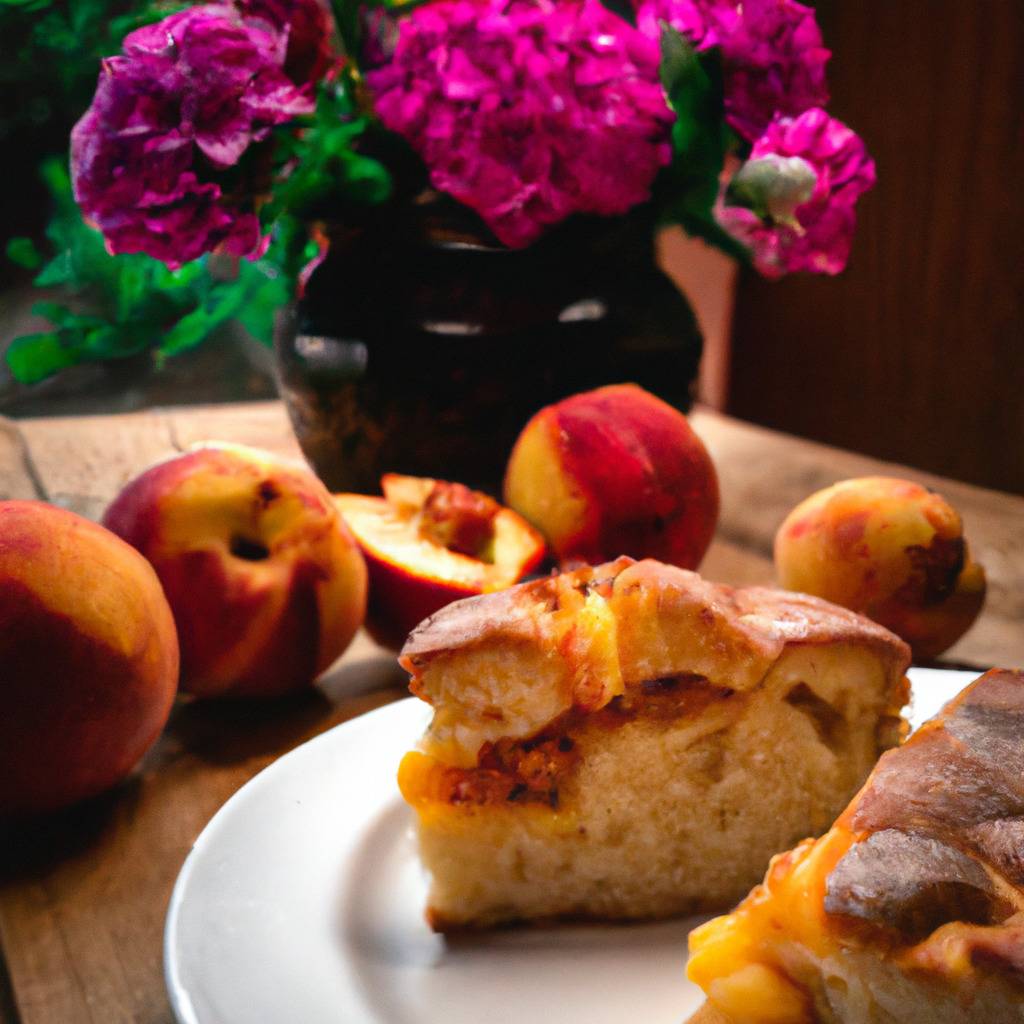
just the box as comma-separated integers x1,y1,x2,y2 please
418,481,500,560
403,675,736,810
437,733,580,808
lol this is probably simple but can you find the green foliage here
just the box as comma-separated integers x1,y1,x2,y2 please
5,159,300,385
0,0,183,147
263,77,392,224
6,237,42,270
655,25,750,262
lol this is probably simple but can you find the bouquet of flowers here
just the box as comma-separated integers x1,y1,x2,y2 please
7,0,876,383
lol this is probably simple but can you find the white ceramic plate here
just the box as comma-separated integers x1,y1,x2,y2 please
165,667,979,1024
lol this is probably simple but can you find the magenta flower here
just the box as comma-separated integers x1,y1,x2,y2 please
71,4,313,268
716,107,876,277
365,0,674,248
237,0,334,85
636,0,830,142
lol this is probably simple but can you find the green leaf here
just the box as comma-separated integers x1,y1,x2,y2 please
262,78,392,225
655,25,750,264
660,25,721,173
659,21,695,96
33,251,75,287
233,255,292,345
6,237,42,270
30,300,98,329
5,332,77,384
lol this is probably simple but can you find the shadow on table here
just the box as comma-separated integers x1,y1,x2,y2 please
0,652,410,883
167,690,342,767
165,652,408,767
0,782,134,881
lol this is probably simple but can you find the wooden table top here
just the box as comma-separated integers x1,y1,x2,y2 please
0,401,1021,1024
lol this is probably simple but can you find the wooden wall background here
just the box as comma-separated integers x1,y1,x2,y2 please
726,0,1023,494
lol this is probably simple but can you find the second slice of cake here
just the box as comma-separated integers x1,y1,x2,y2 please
398,557,911,929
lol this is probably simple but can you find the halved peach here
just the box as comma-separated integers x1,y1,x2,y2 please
336,475,546,649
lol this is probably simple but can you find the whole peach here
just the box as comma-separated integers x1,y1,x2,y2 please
504,384,719,569
775,476,986,660
104,444,367,698
0,501,178,815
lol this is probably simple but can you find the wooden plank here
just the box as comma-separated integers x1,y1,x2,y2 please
700,536,772,590
17,403,300,523
691,408,1024,669
0,418,43,502
16,411,177,522
165,402,302,462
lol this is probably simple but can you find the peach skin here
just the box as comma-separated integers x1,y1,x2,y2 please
0,500,179,815
335,474,546,650
503,383,719,569
103,443,367,698
774,476,986,661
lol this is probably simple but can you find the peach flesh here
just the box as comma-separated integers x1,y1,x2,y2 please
336,476,545,649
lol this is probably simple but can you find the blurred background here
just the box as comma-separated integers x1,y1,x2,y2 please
673,0,1023,494
2,0,1021,492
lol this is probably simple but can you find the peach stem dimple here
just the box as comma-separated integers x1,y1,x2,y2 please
229,535,271,561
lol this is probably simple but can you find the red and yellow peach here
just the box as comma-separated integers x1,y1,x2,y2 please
503,384,719,570
0,501,179,815
104,444,367,698
774,476,986,660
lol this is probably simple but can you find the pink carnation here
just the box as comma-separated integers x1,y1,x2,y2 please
365,0,674,248
716,107,876,277
71,4,313,268
636,0,830,141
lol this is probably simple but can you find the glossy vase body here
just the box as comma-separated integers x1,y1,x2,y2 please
275,197,702,493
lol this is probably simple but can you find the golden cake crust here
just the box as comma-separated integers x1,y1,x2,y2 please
403,556,907,666
400,557,910,766
687,668,1024,1024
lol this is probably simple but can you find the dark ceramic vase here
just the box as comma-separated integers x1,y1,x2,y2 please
274,194,702,494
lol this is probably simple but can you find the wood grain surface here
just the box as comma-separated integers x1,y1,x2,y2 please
0,401,1021,1024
